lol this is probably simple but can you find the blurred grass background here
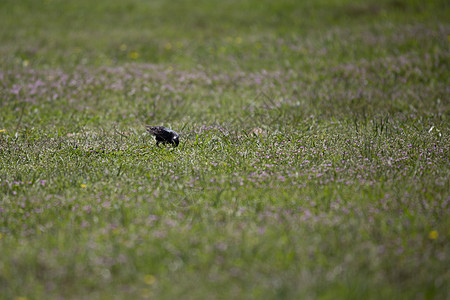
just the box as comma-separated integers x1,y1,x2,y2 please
0,0,449,299
1,0,448,69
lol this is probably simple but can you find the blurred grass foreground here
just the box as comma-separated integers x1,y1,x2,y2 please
0,0,449,299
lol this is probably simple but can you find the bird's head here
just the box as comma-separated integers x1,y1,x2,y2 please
172,135,180,147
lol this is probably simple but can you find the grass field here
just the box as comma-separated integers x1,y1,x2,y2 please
0,0,449,299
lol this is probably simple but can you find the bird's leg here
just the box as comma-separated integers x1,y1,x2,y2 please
156,141,160,147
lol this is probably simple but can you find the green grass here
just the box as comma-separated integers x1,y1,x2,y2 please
0,0,449,299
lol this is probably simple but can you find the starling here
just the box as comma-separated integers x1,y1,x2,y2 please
146,126,180,147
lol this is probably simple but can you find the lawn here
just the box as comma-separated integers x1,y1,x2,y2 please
0,0,449,299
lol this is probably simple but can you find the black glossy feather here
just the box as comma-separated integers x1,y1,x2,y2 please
146,126,180,147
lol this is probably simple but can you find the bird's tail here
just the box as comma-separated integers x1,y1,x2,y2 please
145,125,158,134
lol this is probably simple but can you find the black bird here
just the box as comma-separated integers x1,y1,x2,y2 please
146,126,180,147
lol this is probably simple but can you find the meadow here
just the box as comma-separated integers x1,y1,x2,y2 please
0,0,449,299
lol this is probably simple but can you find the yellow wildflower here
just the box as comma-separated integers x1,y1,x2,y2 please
22,60,29,67
144,274,156,285
428,230,438,240
0,129,6,133
128,51,139,59
80,184,87,188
